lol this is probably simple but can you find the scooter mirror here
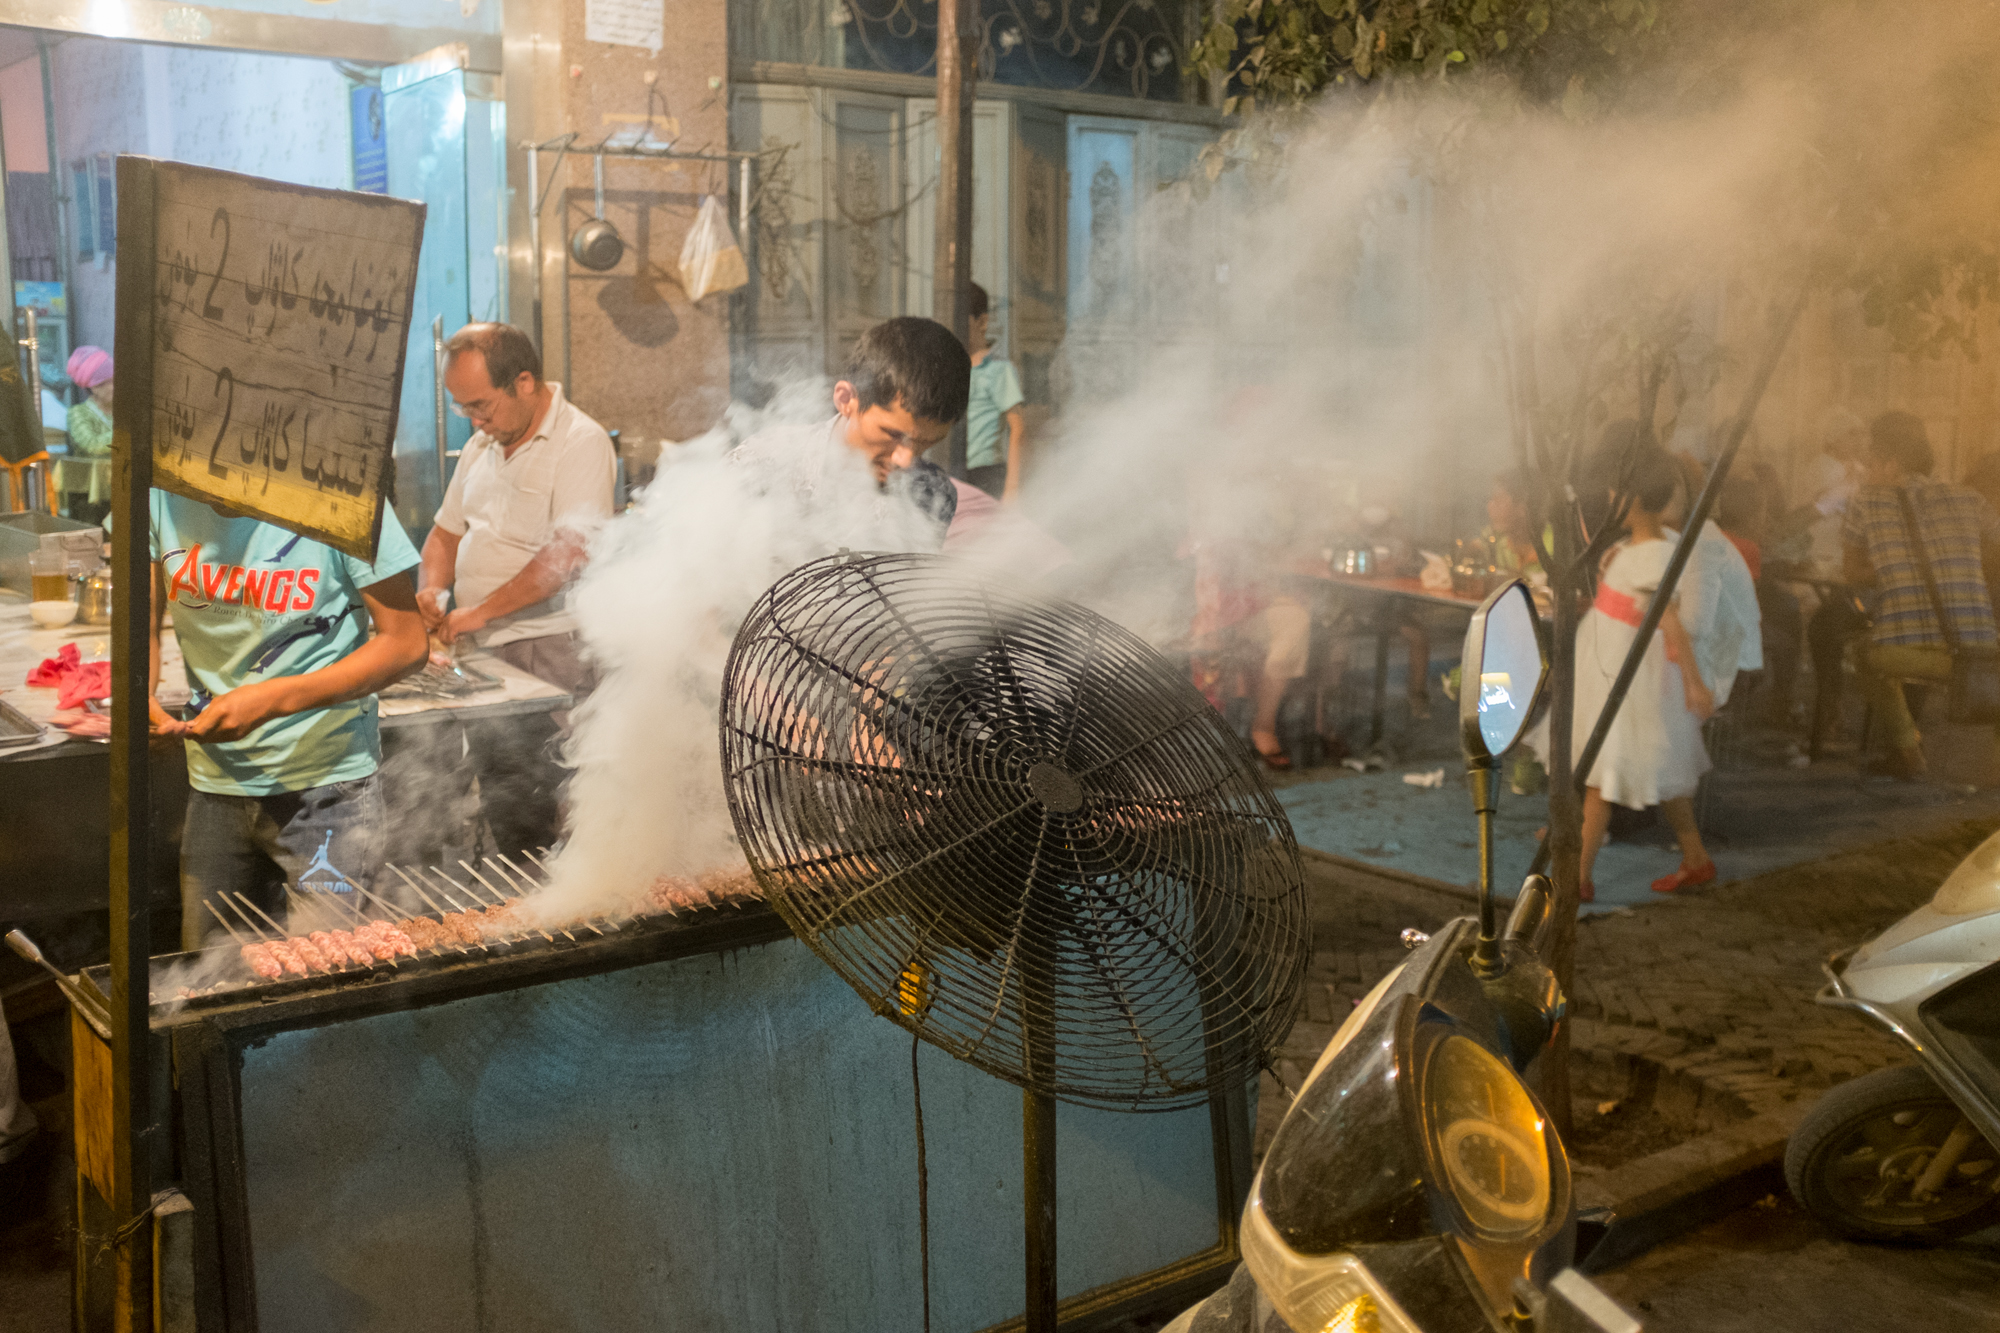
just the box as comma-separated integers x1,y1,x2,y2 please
1460,579,1549,765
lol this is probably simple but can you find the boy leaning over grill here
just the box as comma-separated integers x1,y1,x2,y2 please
149,494,429,951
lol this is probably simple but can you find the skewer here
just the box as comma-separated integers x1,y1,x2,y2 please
477,858,575,941
288,895,361,968
519,848,622,932
203,899,256,948
429,868,531,946
219,893,280,943
386,866,481,954
460,860,561,943
311,891,401,968
407,873,509,952
492,854,601,937
229,893,328,979
350,886,426,961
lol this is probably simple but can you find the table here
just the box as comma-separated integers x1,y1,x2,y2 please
0,590,572,924
1321,572,1486,747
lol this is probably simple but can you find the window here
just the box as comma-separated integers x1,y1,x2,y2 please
70,155,115,262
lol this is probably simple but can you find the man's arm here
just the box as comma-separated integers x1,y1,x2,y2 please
1001,407,1027,503
185,571,428,743
148,563,185,737
418,525,462,630
441,530,588,644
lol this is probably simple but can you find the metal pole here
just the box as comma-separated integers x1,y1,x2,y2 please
1023,1088,1058,1333
932,0,975,346
527,145,541,355
1530,290,1808,876
109,152,158,1332
433,315,448,498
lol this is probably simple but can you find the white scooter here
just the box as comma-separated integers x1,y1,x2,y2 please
1785,831,2000,1242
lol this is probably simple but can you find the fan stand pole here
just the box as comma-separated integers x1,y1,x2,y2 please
1024,1086,1058,1332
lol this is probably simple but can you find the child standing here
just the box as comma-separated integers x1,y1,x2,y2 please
963,282,1026,501
1575,448,1717,900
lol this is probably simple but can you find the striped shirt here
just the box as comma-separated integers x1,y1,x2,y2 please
1844,479,2000,647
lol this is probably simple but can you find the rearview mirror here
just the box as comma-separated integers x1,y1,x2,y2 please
1460,579,1549,765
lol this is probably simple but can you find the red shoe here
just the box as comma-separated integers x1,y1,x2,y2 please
1651,861,1717,894
1579,880,1595,904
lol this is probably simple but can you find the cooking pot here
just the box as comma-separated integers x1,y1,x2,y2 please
570,152,625,272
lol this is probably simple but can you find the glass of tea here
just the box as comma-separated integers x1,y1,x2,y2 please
29,551,74,604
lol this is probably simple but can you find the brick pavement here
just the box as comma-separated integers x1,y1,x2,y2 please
1260,822,1998,1158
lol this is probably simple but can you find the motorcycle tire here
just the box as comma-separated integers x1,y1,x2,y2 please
1784,1063,2000,1244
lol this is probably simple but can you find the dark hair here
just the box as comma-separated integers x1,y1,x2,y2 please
968,282,990,320
1719,477,1762,531
844,317,971,424
444,322,542,392
1869,410,1934,476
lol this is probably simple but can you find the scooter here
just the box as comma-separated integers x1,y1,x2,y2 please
1784,835,2000,1243
1164,579,1640,1333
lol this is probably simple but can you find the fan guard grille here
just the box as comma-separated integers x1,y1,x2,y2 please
720,553,1310,1110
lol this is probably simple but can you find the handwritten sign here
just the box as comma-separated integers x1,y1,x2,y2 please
146,161,424,561
587,0,664,53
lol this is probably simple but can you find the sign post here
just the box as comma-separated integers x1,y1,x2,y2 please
104,156,423,1322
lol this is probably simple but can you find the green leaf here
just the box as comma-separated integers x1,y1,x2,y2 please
1494,27,1508,49
1448,48,1466,60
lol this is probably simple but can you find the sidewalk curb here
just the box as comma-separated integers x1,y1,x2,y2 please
1575,1102,1809,1273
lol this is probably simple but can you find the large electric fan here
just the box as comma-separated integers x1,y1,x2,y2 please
720,551,1310,1330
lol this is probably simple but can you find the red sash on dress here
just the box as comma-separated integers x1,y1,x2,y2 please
1593,584,1645,628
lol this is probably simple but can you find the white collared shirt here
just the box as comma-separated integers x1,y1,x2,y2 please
433,381,615,647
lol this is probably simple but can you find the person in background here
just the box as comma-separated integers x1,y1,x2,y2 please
62,345,114,525
1801,411,1873,747
732,317,963,547
962,282,1027,502
1483,469,1548,579
1574,447,1717,901
420,323,616,858
151,492,428,950
1844,411,2000,781
1961,451,2000,622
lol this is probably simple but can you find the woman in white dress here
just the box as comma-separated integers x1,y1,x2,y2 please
1575,449,1716,899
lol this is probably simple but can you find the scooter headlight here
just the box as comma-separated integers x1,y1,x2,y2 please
1241,1198,1422,1333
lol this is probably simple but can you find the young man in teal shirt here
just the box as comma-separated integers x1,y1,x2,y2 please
962,282,1026,501
149,491,428,949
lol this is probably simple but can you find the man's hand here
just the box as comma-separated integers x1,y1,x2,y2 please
418,588,451,633
148,697,188,738
441,605,490,646
184,679,294,743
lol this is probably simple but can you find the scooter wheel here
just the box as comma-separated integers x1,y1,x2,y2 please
1785,1064,2000,1244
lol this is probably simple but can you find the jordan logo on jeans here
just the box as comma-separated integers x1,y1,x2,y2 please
298,831,355,895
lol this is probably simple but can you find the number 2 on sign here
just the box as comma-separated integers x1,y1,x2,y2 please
205,368,236,479
201,208,231,322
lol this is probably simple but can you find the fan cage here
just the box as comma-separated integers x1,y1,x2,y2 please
720,552,1311,1111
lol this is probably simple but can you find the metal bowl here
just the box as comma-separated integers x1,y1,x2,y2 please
570,217,625,272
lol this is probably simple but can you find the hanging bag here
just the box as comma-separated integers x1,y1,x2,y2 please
679,195,749,303
1894,486,2000,724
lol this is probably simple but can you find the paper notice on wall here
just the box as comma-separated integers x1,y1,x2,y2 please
587,0,664,53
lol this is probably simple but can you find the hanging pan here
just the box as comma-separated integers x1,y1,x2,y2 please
570,152,625,272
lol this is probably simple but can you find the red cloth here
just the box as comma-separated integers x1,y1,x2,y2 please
56,663,110,710
26,643,109,709
25,642,79,686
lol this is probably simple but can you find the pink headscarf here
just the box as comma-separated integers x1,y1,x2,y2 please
66,345,113,390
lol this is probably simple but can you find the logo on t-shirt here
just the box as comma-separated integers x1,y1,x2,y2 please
163,544,320,614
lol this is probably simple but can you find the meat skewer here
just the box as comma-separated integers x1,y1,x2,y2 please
387,866,481,955
350,887,421,958
425,869,517,946
479,856,578,940
460,860,565,943
318,893,406,966
205,900,284,981
219,895,309,977
491,854,605,937
394,871,489,949
232,893,333,975
294,897,379,969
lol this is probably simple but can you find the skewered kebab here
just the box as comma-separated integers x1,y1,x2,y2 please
388,866,486,953
206,900,285,980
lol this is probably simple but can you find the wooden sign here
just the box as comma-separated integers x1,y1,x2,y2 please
138,159,425,560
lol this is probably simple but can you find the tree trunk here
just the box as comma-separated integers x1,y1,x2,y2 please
1542,488,1582,1138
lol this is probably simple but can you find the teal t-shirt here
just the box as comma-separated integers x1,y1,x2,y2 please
965,356,1025,470
149,490,421,796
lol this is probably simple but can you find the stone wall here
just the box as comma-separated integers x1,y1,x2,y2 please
551,0,734,452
